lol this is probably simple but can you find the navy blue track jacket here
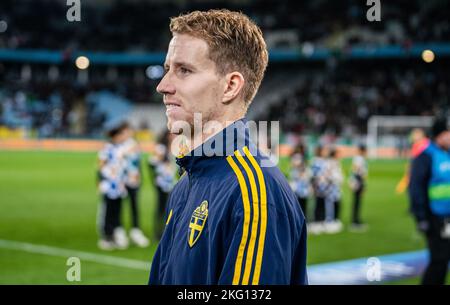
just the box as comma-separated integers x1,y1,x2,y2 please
409,152,432,221
149,118,308,285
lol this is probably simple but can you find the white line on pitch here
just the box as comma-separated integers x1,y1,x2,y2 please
0,239,151,271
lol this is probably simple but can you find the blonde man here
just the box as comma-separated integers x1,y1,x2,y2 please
149,9,307,285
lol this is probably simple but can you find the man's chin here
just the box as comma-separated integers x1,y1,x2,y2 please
168,125,183,135
167,118,190,135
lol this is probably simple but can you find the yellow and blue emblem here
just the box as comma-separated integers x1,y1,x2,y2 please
188,200,208,248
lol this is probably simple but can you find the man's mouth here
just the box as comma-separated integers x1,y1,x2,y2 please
166,103,181,110
164,99,181,109
165,101,182,116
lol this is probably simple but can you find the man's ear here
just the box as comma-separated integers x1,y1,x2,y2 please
222,72,245,104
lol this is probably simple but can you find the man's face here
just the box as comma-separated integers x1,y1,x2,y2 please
157,34,224,134
436,130,450,150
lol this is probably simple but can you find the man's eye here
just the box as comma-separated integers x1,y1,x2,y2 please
179,67,191,75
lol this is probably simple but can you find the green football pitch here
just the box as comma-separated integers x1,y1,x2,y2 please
0,150,442,284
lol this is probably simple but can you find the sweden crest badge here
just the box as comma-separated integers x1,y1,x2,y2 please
188,200,208,248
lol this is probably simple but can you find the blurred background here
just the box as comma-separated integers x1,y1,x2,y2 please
0,0,449,284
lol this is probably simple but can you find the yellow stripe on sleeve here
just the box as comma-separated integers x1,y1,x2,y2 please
165,209,173,226
226,155,251,285
243,146,268,285
234,150,260,285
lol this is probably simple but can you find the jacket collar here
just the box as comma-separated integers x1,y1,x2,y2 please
176,117,250,174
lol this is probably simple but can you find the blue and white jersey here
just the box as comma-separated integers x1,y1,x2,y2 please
349,155,368,191
154,160,176,193
149,147,177,193
325,159,343,202
98,143,127,199
289,156,311,199
311,157,328,197
352,155,368,178
290,172,311,199
121,138,141,188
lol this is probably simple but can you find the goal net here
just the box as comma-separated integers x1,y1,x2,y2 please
366,115,445,158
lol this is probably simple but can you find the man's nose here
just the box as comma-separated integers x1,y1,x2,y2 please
156,73,175,95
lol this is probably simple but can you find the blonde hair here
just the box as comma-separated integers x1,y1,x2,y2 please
170,9,269,106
